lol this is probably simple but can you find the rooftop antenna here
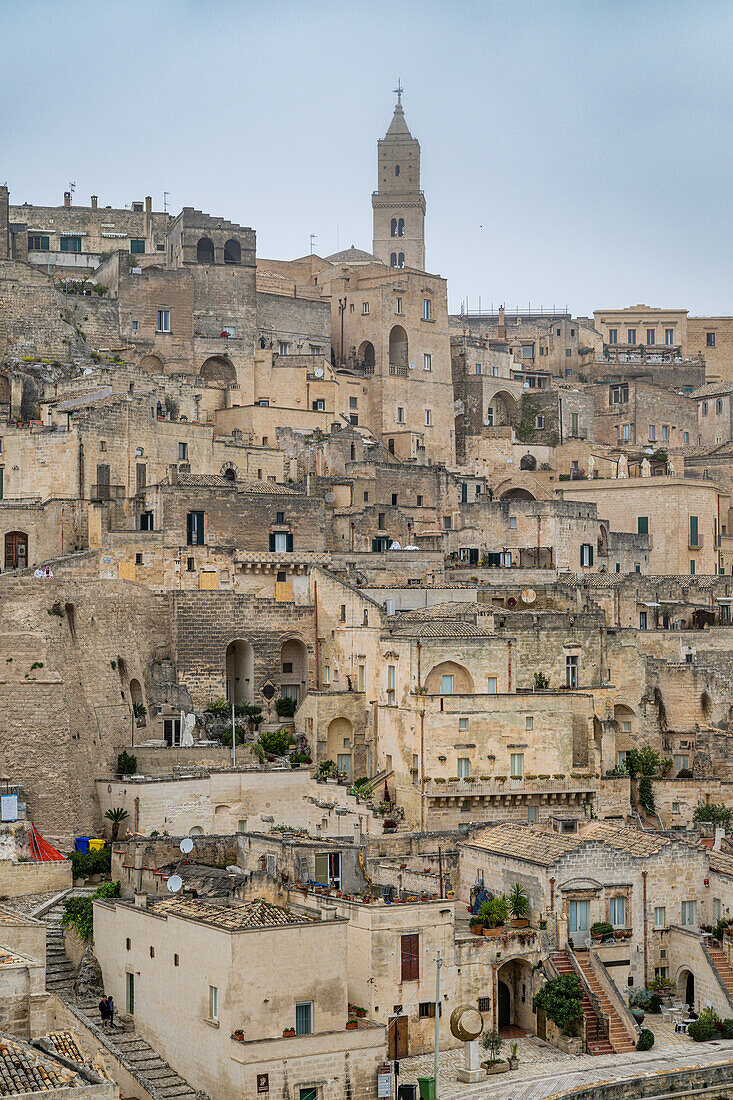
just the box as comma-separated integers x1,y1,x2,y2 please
163,191,170,213
164,837,194,893
310,233,317,256
68,181,76,205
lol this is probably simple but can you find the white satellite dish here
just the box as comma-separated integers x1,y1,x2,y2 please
483,420,492,427
180,837,194,855
166,874,183,893
521,588,537,604
314,367,324,378
325,491,336,502
409,362,416,369
523,382,530,388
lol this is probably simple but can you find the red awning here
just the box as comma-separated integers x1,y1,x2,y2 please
29,822,64,862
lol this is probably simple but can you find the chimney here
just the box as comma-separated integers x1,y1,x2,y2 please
168,464,179,485
144,196,152,245
321,904,337,921
714,826,725,851
134,847,143,893
145,196,152,214
64,191,71,208
134,892,149,909
91,195,98,210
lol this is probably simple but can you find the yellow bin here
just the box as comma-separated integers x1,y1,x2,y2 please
88,839,105,851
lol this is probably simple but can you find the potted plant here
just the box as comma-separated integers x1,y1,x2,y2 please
282,1027,296,1038
509,883,530,927
383,819,398,834
469,916,485,935
508,1041,519,1070
233,1029,245,1042
346,1018,358,1030
481,1030,508,1074
480,895,509,937
590,921,614,943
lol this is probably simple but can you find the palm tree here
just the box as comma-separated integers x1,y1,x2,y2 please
104,807,129,839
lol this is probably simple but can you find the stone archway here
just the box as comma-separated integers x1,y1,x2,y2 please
200,356,237,385
424,661,475,695
280,638,308,704
496,958,535,1034
139,354,164,373
389,325,408,368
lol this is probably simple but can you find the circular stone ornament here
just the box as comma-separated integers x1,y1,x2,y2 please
450,1004,484,1041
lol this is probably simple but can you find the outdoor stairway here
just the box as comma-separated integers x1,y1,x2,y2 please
550,950,613,1055
573,951,636,1053
707,947,733,1005
42,898,197,1099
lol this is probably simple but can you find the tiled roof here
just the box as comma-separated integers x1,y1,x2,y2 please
0,1035,83,1094
44,1032,93,1072
392,620,493,638
325,247,380,263
710,850,733,878
691,381,733,399
395,602,487,621
467,821,672,866
150,896,317,930
174,473,299,495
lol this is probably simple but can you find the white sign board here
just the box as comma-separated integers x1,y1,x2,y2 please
1,795,18,822
377,1069,392,1098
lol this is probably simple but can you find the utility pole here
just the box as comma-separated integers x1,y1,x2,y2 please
231,700,237,768
434,950,442,1100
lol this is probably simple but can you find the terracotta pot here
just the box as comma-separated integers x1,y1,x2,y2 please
510,917,530,928
356,1009,366,1018
346,1020,358,1030
471,925,484,936
283,1028,295,1037
482,925,505,938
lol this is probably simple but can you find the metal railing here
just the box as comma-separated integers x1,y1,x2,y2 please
424,775,596,797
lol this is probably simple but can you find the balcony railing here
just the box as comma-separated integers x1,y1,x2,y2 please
424,775,596,798
389,363,410,377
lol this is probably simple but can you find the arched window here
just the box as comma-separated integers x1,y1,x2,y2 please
395,165,400,177
224,239,241,264
398,218,404,237
398,252,405,267
717,399,723,415
390,218,398,237
196,237,214,263
390,252,397,267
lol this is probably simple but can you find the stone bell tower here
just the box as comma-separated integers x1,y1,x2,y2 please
371,83,426,271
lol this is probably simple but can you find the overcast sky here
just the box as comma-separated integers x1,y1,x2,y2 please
3,0,732,315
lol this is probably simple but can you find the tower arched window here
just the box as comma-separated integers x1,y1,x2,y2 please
395,165,400,177
391,218,397,237
398,252,405,268
398,218,404,237
390,252,398,267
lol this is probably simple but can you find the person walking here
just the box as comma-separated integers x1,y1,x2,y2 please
98,996,110,1030
107,995,115,1030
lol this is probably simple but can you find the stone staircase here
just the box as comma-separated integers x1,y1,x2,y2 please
42,898,197,1099
550,949,613,1055
573,951,636,1053
707,946,733,1007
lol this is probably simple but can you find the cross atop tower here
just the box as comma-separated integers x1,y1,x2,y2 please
393,79,403,105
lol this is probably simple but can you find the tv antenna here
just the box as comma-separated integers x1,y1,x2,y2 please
68,181,76,204
163,191,170,213
310,233,317,257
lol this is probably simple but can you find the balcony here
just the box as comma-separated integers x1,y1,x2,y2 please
423,774,596,799
688,536,703,550
389,364,409,378
90,484,125,502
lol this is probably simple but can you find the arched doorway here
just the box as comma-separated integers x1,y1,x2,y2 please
327,717,353,780
280,638,308,704
189,825,204,836
520,453,537,471
197,237,214,263
226,641,254,704
5,531,28,570
200,356,237,385
389,325,408,369
496,958,535,1033
358,340,375,370
500,487,536,501
139,354,164,373
221,463,238,482
424,661,475,695
677,968,695,1010
129,678,145,727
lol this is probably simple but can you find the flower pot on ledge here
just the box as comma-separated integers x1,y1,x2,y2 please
283,1028,296,1038
510,918,530,928
482,925,505,938
346,1019,358,1030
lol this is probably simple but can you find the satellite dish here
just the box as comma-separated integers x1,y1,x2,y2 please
506,596,518,608
409,361,416,369
483,419,492,427
521,588,537,604
180,837,194,855
325,491,336,502
523,382,530,388
166,874,183,893
314,367,324,378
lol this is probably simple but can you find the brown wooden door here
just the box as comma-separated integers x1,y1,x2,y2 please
537,1007,546,1040
5,531,27,570
136,463,146,495
388,1014,408,1060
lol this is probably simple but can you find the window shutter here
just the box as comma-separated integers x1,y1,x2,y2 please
269,533,276,552
286,533,294,552
589,546,593,566
372,538,378,552
196,513,205,545
401,934,419,981
187,512,194,545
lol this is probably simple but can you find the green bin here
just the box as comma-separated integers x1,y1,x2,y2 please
417,1077,435,1100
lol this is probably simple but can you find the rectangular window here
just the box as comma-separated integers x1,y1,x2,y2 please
208,985,218,1021
424,409,432,426
627,328,637,345
396,297,403,314
313,399,325,411
566,654,578,687
27,234,49,251
441,674,454,694
278,341,290,355
646,328,656,346
130,238,145,254
60,236,81,252
378,512,385,529
689,515,699,547
674,754,689,773
609,896,626,927
186,511,205,546
458,717,468,732
638,516,649,535
397,407,405,423
707,332,716,348
526,716,533,730
309,344,321,355
457,758,471,779
608,328,618,344
475,363,482,374
681,901,695,927
684,431,690,445
661,424,669,441
295,1001,313,1035
570,412,579,437
623,424,630,442
423,299,431,320
300,1090,318,1100
401,933,419,981
387,664,396,705
487,676,497,694
510,753,524,778
276,511,285,524
492,365,498,376
655,966,669,981
358,664,365,692
648,424,656,442
535,415,544,429
665,328,674,345
639,611,647,630
349,397,358,410
568,900,589,933
416,494,423,506
157,309,170,333
654,906,666,929
273,531,288,552
131,319,139,333
580,543,593,567
178,442,188,461
423,353,432,371
362,302,369,315
486,406,495,426
690,559,696,575
714,898,722,923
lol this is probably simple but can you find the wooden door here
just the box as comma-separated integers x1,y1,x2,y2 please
537,1007,547,1040
388,1014,408,1060
5,531,27,570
